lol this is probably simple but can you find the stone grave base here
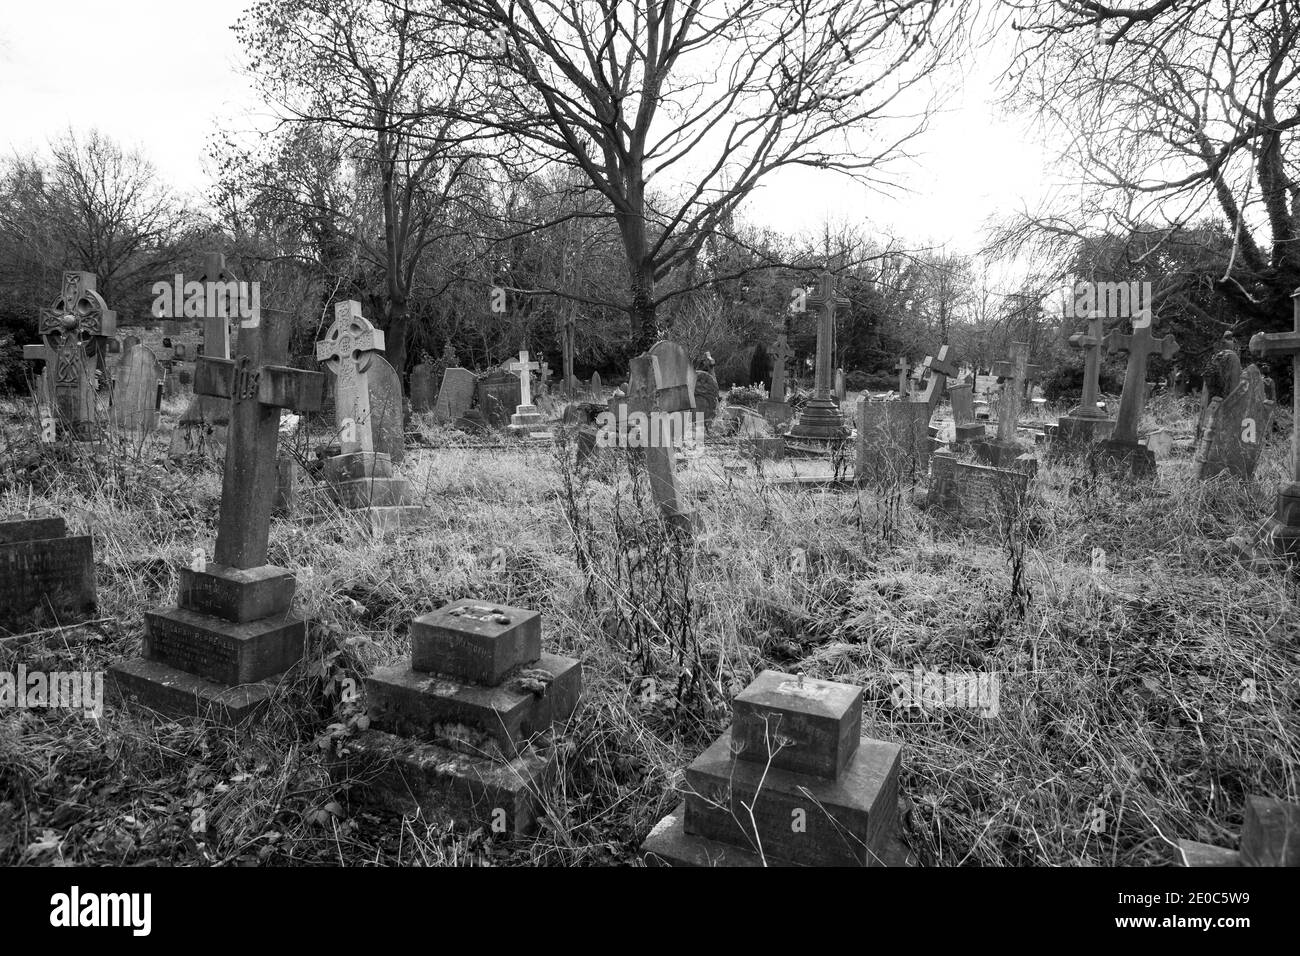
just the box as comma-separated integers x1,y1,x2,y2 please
926,453,1032,527
971,439,1039,476
508,404,554,441
310,450,424,534
335,728,556,837
1087,438,1157,478
1229,483,1300,572
106,657,286,724
756,399,792,427
785,397,849,446
1051,414,1112,452
952,422,986,444
643,801,913,867
365,653,583,757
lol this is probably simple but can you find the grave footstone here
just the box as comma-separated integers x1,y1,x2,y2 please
1194,365,1274,480
1089,316,1179,478
335,600,582,836
0,516,97,635
433,367,476,424
107,312,325,724
409,363,437,413
110,344,162,434
641,670,904,867
1181,795,1300,867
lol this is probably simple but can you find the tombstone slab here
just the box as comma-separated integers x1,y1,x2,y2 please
365,353,405,464
855,400,932,484
433,367,476,424
1193,365,1274,480
927,451,1032,527
409,363,437,413
0,516,97,634
111,344,162,433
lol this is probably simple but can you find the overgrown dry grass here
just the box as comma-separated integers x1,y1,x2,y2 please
0,394,1296,866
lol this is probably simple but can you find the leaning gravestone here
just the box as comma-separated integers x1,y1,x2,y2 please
1181,795,1300,867
642,670,903,866
111,344,162,434
366,353,405,465
433,367,475,424
409,363,437,413
335,600,582,836
0,516,97,635
1193,365,1274,480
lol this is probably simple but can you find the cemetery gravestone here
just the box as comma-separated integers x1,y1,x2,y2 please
948,383,985,444
974,341,1042,472
110,344,162,434
787,273,850,447
856,399,933,485
1230,288,1300,567
507,349,552,441
108,312,324,723
911,345,957,413
694,354,719,429
0,516,97,635
477,370,522,428
409,363,437,413
1181,795,1300,867
170,253,239,459
1196,368,1274,482
1089,316,1179,477
758,334,793,425
627,353,696,535
590,371,604,400
927,451,1032,528
1053,314,1115,453
433,367,476,424
834,367,847,404
642,670,903,867
366,353,406,464
896,356,910,398
337,600,582,836
23,271,117,442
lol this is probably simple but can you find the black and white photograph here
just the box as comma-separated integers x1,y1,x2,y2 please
0,0,1294,925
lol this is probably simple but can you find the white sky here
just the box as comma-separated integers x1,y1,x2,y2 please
0,1,1052,258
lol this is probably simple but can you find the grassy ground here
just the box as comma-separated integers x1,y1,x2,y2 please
0,392,1296,866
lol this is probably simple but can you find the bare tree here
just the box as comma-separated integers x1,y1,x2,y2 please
432,0,968,352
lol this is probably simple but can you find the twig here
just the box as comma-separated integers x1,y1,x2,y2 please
0,618,114,643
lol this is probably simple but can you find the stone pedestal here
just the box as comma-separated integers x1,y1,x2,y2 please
1230,481,1300,571
337,600,582,836
1052,413,1113,451
953,422,987,444
508,404,553,441
757,399,792,428
642,669,903,867
108,563,305,723
318,451,423,533
0,516,97,634
1088,437,1156,478
785,397,849,450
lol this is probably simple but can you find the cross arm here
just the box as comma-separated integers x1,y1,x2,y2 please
196,358,323,411
1249,330,1300,357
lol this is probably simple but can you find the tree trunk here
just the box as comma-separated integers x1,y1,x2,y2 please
384,297,413,392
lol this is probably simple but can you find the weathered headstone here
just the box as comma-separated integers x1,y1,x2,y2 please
694,353,719,428
23,271,117,442
896,356,910,398
642,670,903,867
590,371,604,400
758,334,793,425
787,273,850,447
1052,314,1114,455
974,341,1042,472
927,451,1032,527
1230,289,1300,568
628,353,695,534
336,600,582,836
1193,367,1275,480
1088,316,1179,477
108,312,324,723
856,399,932,484
911,345,957,413
948,383,985,444
366,353,405,464
477,369,522,428
433,367,476,424
0,516,97,634
110,344,162,434
409,363,437,413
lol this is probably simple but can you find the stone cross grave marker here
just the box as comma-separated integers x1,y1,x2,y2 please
771,335,791,403
111,344,163,434
24,271,116,441
1193,364,1274,480
507,349,551,439
1230,289,1300,566
316,300,386,455
1068,315,1106,419
108,311,324,723
508,349,540,407
896,356,909,397
170,254,242,458
1089,316,1178,476
788,272,850,442
975,341,1040,470
912,344,958,412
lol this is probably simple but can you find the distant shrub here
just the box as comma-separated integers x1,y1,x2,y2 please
845,369,870,391
726,385,763,407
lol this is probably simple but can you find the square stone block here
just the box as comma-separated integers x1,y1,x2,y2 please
683,728,900,867
143,606,306,685
732,670,862,778
0,532,97,631
410,600,542,684
177,563,295,623
0,516,66,544
106,657,284,725
329,476,411,509
323,452,393,482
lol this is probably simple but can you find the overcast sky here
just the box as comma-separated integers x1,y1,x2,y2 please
0,1,1053,257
